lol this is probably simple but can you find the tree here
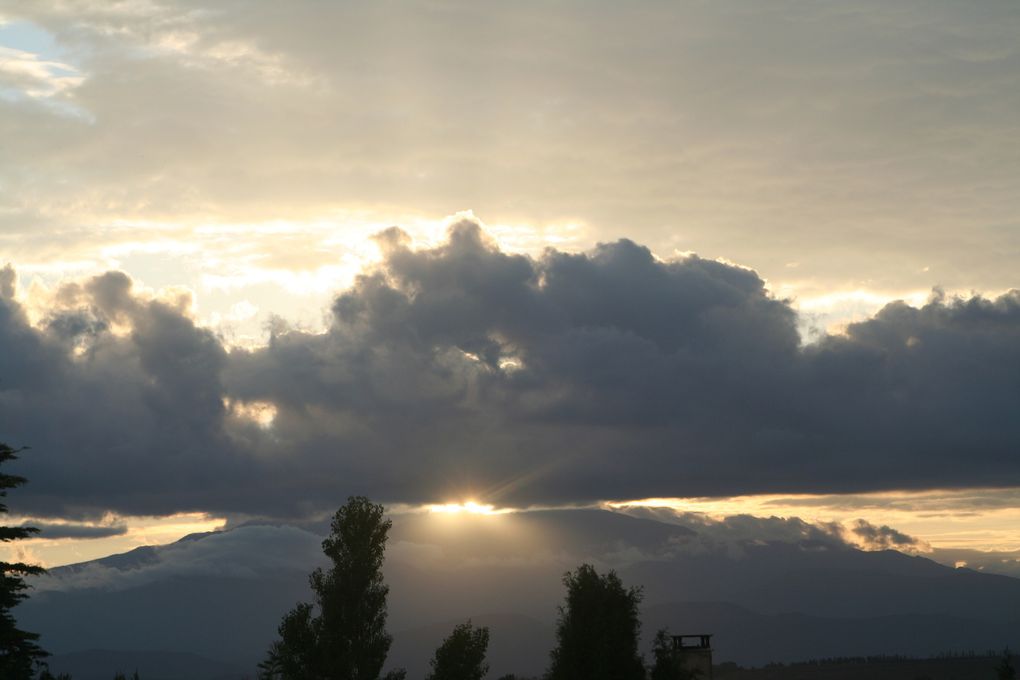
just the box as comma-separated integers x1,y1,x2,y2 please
259,496,402,680
0,442,48,680
546,563,645,680
425,620,490,680
648,629,697,680
997,648,1016,680
260,602,317,679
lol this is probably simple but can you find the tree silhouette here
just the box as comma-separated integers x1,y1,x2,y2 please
259,496,402,680
0,442,48,680
997,648,1016,680
546,563,645,680
425,620,490,680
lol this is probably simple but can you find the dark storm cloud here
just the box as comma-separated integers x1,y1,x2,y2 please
0,270,255,518
3,221,1020,518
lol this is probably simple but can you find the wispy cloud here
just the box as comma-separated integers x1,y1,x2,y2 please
0,45,82,97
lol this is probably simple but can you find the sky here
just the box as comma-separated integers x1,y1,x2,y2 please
0,1,1019,570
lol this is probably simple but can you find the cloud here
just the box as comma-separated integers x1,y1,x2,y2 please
25,521,128,540
849,519,925,552
0,263,14,299
0,44,83,100
615,506,848,557
2,221,1020,519
1,0,1019,304
0,269,248,518
760,488,1020,514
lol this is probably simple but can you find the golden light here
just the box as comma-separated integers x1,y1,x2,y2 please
425,501,511,516
0,512,227,568
224,398,278,429
604,490,1020,553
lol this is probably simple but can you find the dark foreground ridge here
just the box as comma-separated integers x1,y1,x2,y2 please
46,650,242,680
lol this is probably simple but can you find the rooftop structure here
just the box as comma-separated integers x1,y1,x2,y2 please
671,633,713,679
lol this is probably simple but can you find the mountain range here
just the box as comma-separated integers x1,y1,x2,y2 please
20,508,1020,679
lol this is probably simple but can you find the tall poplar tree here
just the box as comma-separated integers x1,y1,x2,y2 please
259,496,402,680
0,442,47,680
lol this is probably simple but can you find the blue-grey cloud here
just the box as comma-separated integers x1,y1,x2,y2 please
2,221,1020,518
25,521,128,540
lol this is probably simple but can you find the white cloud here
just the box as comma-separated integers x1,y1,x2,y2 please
0,44,83,99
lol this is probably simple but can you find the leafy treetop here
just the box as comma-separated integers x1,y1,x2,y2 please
547,563,645,680
425,620,490,680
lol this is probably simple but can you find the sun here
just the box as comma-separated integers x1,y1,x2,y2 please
425,501,508,515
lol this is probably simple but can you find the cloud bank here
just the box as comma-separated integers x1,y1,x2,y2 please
2,221,1020,519
1,0,1020,308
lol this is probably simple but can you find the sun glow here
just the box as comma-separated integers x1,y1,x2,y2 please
425,501,510,516
224,398,277,429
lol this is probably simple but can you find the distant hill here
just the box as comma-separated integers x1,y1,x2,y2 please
626,542,1020,623
388,613,554,679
